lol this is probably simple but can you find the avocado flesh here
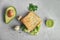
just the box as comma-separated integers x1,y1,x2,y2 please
5,6,16,24
21,24,40,35
46,19,54,27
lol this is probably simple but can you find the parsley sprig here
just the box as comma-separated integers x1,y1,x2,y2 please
28,3,38,11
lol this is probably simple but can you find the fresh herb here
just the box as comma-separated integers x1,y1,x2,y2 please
20,24,27,31
28,3,38,11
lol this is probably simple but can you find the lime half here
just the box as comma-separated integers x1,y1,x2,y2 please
46,19,54,27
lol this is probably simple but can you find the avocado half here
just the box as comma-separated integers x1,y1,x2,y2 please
5,6,17,24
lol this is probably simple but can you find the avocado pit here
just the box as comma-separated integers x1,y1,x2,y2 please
7,10,14,17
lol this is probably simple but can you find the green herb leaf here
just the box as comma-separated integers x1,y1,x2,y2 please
28,3,38,11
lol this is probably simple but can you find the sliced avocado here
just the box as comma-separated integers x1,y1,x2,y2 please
30,31,35,35
5,6,16,24
30,24,40,35
20,24,41,35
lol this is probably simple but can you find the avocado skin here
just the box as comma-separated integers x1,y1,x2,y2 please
5,6,17,24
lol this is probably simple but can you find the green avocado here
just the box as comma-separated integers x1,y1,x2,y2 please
5,6,16,24
45,19,54,27
21,24,40,35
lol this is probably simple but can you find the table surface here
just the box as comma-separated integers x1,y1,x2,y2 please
0,0,60,40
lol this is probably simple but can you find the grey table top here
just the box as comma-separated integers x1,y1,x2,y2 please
0,0,60,40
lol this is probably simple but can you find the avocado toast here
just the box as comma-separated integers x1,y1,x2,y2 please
21,12,42,32
20,12,42,35
16,4,42,35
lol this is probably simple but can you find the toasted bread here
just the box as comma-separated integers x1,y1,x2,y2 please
21,12,42,32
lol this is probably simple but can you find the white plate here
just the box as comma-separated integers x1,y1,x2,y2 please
0,0,60,40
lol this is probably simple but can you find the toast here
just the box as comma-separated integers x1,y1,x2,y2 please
21,12,42,32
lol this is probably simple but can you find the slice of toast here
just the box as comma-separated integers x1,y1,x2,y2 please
21,12,42,32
